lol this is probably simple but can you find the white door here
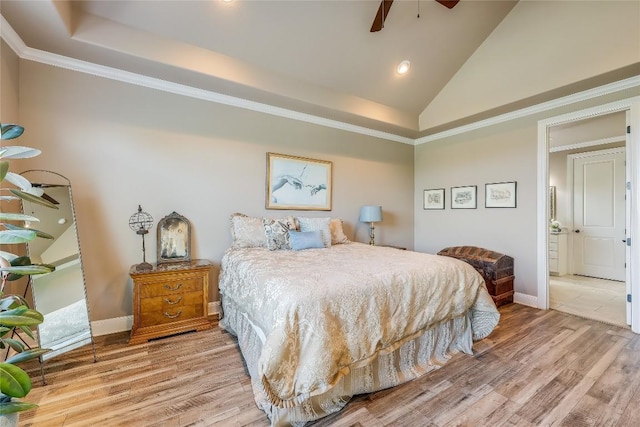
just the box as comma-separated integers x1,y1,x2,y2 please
572,149,626,281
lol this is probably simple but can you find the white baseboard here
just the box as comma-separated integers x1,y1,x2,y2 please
208,301,221,319
91,315,133,337
513,292,538,308
90,301,223,337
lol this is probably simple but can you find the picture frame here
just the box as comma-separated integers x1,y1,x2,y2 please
423,188,445,210
157,211,191,264
451,185,477,209
485,181,517,208
266,152,332,210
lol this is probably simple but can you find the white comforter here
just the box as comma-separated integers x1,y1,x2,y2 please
219,243,499,409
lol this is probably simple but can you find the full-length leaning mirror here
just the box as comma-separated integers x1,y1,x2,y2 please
20,170,96,363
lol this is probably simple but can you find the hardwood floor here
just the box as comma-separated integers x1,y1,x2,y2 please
20,304,640,426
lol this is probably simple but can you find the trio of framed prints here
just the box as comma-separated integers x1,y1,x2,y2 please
423,181,517,210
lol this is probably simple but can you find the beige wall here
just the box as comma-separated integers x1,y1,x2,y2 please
0,40,28,298
1,40,19,125
14,60,414,322
415,89,639,298
420,0,640,130
415,118,538,295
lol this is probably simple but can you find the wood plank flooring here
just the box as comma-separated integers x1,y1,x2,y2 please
19,304,640,426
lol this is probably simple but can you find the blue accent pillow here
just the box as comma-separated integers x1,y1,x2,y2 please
289,230,325,251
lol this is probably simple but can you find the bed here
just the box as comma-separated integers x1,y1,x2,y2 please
218,214,500,426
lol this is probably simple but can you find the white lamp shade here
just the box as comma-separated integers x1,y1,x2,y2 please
359,205,383,223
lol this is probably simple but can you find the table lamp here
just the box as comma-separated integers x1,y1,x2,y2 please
359,205,383,245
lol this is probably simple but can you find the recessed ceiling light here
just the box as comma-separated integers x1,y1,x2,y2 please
396,60,411,75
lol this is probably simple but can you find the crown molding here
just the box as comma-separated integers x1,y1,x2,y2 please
415,75,640,145
1,14,26,53
549,135,626,153
0,15,414,146
2,14,638,147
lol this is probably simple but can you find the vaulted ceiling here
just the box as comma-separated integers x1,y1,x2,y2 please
1,1,639,140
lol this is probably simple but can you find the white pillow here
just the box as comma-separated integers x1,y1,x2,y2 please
329,218,350,244
297,217,332,248
229,213,266,248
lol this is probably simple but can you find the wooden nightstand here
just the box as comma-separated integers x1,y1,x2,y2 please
129,259,213,345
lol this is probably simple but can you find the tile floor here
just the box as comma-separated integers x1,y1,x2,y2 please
549,274,627,327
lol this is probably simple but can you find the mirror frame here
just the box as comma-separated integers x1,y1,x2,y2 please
20,170,96,364
157,211,191,264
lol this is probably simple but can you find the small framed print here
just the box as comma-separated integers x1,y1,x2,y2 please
451,185,477,209
485,181,517,208
423,188,445,210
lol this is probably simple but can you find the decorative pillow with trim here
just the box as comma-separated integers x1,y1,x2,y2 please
329,218,350,245
229,213,266,248
263,216,298,250
289,230,325,251
297,217,332,248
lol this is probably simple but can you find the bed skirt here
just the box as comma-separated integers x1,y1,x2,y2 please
220,299,479,427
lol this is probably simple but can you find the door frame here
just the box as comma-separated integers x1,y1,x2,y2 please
537,96,640,332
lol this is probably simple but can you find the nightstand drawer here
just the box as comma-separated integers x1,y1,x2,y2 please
140,278,203,298
139,291,204,327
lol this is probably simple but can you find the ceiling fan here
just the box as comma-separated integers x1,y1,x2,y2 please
370,0,460,32
32,183,61,205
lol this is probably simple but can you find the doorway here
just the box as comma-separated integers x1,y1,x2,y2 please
548,126,627,326
537,97,640,333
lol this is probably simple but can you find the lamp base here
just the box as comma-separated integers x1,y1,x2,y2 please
369,223,376,245
136,262,153,271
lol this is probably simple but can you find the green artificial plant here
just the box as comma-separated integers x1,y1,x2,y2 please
0,123,57,415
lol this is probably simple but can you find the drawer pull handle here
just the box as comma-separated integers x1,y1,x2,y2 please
164,283,182,291
163,310,182,319
164,296,182,305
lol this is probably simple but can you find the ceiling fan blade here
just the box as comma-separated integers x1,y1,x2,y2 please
30,183,60,204
41,192,60,205
370,0,394,33
435,0,460,9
